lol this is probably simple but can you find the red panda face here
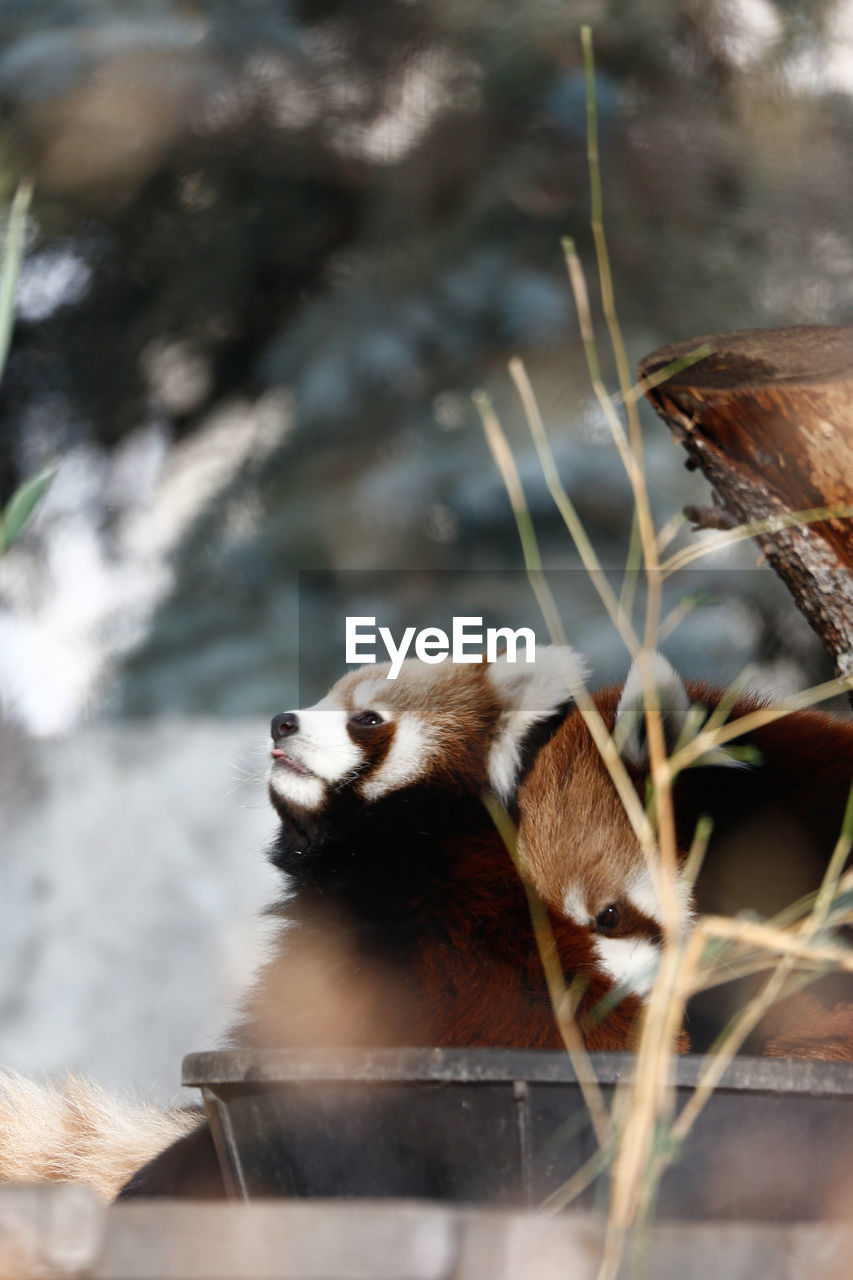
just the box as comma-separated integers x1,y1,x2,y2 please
516,655,706,997
267,645,588,820
519,653,853,1056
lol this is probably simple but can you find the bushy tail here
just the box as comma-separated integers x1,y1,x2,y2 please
0,1071,201,1201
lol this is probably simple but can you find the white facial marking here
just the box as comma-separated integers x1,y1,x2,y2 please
562,887,588,927
593,935,660,996
625,867,661,924
360,715,433,801
350,680,387,710
487,645,589,799
267,692,366,811
283,708,363,783
625,865,694,935
268,769,326,812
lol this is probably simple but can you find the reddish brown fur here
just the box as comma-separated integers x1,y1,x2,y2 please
256,651,644,1053
518,683,853,914
517,686,636,917
764,994,853,1061
240,817,643,1054
326,660,508,792
403,828,644,1051
516,681,853,1057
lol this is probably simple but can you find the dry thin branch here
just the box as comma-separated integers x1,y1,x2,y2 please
475,390,655,851
563,230,678,920
695,914,853,972
483,794,611,1148
661,505,853,576
670,674,853,775
667,800,853,1149
539,1143,612,1214
508,355,639,657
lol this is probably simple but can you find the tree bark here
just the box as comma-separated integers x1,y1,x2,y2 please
638,325,853,681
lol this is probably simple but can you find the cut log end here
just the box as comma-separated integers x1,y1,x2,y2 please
639,324,853,393
640,325,853,688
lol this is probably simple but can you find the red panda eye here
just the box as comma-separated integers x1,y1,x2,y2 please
595,904,620,933
351,710,383,728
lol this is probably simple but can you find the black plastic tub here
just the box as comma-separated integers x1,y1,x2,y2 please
183,1048,853,1219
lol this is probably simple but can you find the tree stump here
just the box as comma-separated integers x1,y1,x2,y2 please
638,325,853,680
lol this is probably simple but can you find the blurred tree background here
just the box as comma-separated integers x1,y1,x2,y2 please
1,0,852,1094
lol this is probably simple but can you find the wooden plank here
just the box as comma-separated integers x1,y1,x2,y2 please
0,1184,103,1277
97,1201,458,1280
2,1187,853,1279
92,1202,853,1280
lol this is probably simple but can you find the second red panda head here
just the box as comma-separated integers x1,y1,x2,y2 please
515,653,853,1010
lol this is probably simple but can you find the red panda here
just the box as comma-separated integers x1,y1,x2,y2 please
3,648,643,1201
515,653,853,1057
232,648,641,1056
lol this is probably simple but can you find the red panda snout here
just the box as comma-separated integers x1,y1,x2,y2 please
268,701,366,814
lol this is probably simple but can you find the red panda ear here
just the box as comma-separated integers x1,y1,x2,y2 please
485,645,588,800
614,652,691,767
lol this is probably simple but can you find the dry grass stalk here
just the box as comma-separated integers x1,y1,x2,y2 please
0,180,33,379
573,35,690,1276
483,794,611,1148
661,504,853,576
693,915,853,973
670,675,853,775
539,1143,612,1214
476,392,654,853
507,355,638,656
666,797,853,1154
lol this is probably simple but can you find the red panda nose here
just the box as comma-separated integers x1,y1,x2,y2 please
271,712,299,741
